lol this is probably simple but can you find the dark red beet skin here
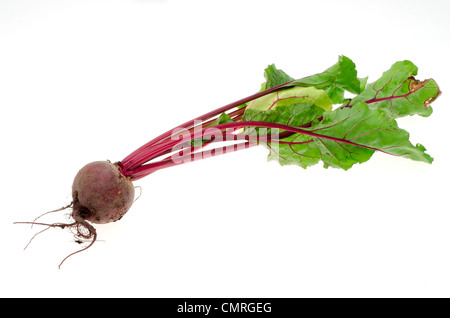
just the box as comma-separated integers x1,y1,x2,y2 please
72,161,135,224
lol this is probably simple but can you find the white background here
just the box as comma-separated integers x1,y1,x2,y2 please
1,0,449,298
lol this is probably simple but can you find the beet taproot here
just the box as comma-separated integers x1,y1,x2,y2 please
72,161,135,224
15,160,136,268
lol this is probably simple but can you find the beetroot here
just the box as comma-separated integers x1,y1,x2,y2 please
15,161,136,268
15,56,441,268
72,161,135,224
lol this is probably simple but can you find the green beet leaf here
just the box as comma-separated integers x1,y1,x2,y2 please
260,64,295,91
259,56,366,104
303,102,433,168
351,60,441,118
244,100,433,169
212,112,234,125
292,55,367,104
247,86,333,112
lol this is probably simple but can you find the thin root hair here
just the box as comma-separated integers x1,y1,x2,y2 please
133,186,142,203
31,202,74,229
14,218,98,269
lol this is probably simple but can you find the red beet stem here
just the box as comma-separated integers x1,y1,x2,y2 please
122,117,384,180
121,80,294,170
128,142,256,180
124,119,382,176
